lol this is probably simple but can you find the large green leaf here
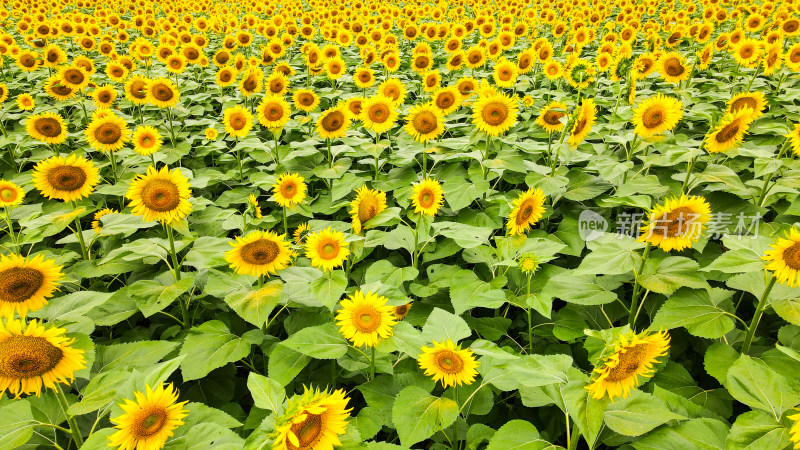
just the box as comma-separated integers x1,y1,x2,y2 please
603,391,686,437
486,420,555,450
392,386,459,447
0,401,34,450
726,354,800,420
650,288,735,338
180,320,263,380
281,323,349,359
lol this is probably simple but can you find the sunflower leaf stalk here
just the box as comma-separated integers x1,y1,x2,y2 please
741,276,777,354
55,385,84,448
628,242,652,328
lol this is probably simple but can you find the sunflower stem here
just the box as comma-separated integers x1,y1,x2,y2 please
756,139,791,207
166,107,176,149
108,150,118,183
527,274,533,353
741,276,777,355
369,346,375,381
628,242,652,329
73,213,89,261
680,155,697,196
4,206,17,250
166,224,181,281
56,385,84,448
282,206,288,235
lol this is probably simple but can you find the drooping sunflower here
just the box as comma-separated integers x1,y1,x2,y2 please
410,178,444,217
32,154,100,202
335,290,397,347
705,108,754,153
305,227,350,272
223,105,254,138
90,84,117,109
257,95,292,130
568,98,597,147
273,173,307,208
92,207,117,233
632,94,684,138
270,387,351,450
586,329,670,400
85,112,130,152
0,180,24,207
316,106,351,139
472,92,518,137
226,230,292,277
0,318,85,397
658,52,690,84
108,383,188,450
16,93,35,111
638,195,712,252
535,101,568,133
763,228,800,288
507,188,546,236
349,186,387,233
131,126,162,156
26,112,68,145
126,166,192,224
418,339,480,388
0,253,63,319
361,96,398,134
405,103,445,143
727,91,766,121
145,78,180,108
292,89,320,113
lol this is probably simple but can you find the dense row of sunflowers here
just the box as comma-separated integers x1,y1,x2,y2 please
2,0,800,448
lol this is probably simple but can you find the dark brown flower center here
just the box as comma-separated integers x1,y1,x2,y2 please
783,242,800,270
151,83,174,102
481,101,508,126
0,335,63,378
714,119,742,144
321,111,345,132
543,110,565,126
95,122,122,144
0,267,44,303
412,111,438,134
133,408,167,437
240,239,280,265
731,97,757,112
47,165,87,192
34,117,62,138
368,104,390,123
435,350,464,374
290,413,322,448
664,57,685,76
605,343,648,382
141,179,181,212
642,106,664,129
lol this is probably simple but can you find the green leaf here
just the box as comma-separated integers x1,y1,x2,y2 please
421,308,472,344
726,354,800,419
450,273,506,315
563,380,608,449
364,260,419,287
603,391,686,437
391,321,428,358
392,386,459,447
631,418,728,450
727,410,791,450
704,342,739,385
224,281,282,327
486,419,555,450
541,272,618,305
268,344,311,386
78,429,116,450
184,236,232,268
431,222,493,249
247,373,285,414
129,274,196,317
311,270,348,311
507,354,573,387
650,288,735,338
180,320,263,381
67,371,128,415
574,234,644,276
282,323,348,359
639,255,708,294
0,401,34,450
94,340,179,373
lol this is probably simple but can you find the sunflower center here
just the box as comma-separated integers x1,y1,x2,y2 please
435,350,464,374
543,110,565,126
34,117,63,138
280,182,297,198
572,117,587,136
242,76,258,92
95,122,122,144
51,83,72,96
98,91,112,103
230,113,248,130
321,111,345,132
731,97,757,112
394,304,409,317
664,57,684,76
498,69,512,81
0,267,44,303
152,83,174,101
129,80,147,99
20,55,36,67
0,335,63,378
0,187,19,203
320,242,338,259
384,87,399,101
419,190,434,208
265,105,284,122
482,101,508,126
141,179,181,212
642,106,664,129
516,201,535,225
519,55,531,69
662,206,696,237
290,413,323,448
353,306,381,333
436,93,455,109
605,343,648,382
298,94,314,106
269,80,284,93
62,68,83,85
240,239,280,265
413,111,438,134
357,195,379,223
368,104,389,123
714,119,742,144
783,243,800,270
133,408,167,437
46,165,87,192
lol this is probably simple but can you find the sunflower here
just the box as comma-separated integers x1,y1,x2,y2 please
418,340,480,388
165,54,187,74
586,329,670,400
492,57,519,88
350,186,387,233
273,173,307,208
132,126,162,156
705,108,754,153
638,195,711,252
58,65,90,91
431,87,461,115
335,290,397,347
257,95,291,130
405,103,445,143
26,112,68,145
226,230,292,277
632,95,683,138
0,180,24,207
126,166,192,224
394,303,412,320
790,411,800,449
270,387,351,450
105,62,129,82
518,252,541,274
568,98,597,147
291,89,318,114
543,60,563,80
354,66,376,89
316,106,351,139
44,76,77,101
124,75,149,106
305,227,350,272
507,189,546,236
205,128,218,141
325,56,346,80
732,38,762,68
85,113,129,152
16,93,35,111
0,83,7,103
108,383,188,450
763,228,800,287
294,222,310,244
0,253,63,319
145,78,180,108
377,78,407,106
32,154,100,202
215,66,237,87
90,84,117,109
422,70,441,93
266,71,288,96
410,178,444,217
92,207,117,233
223,105,254,138
472,92,518,137
727,91,766,121
535,101,567,133
361,96,398,133
456,77,478,99
658,52,690,84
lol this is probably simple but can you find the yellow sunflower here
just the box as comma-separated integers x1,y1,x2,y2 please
257,95,291,130
316,106,351,139
586,329,670,400
294,222,310,244
492,57,519,88
305,227,350,272
632,94,684,138
763,228,800,288
335,290,397,347
405,103,445,143
361,96,398,134
568,98,597,147
658,52,690,84
507,188,546,236
16,93,35,111
145,78,180,108
350,186,387,233
705,108,754,153
58,65,90,91
727,91,766,121
131,126,163,156
431,86,461,115
472,92,518,137
418,339,480,388
32,154,100,202
85,113,130,152
126,166,192,224
124,75,150,106
108,383,188,450
44,76,77,101
0,253,63,319
226,230,292,277
273,173,307,208
90,84,117,109
92,207,117,233
535,101,568,133
638,195,712,252
410,178,444,216
0,83,8,103
205,128,218,141
292,89,320,113
0,318,85,397
0,180,24,207
223,105,254,138
270,387,351,450
377,78,407,106
26,112,68,145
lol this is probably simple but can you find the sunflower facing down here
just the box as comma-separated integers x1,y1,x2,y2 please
411,178,444,216
316,106,351,140
568,98,598,147
273,173,307,208
350,186,387,233
0,318,85,397
0,180,24,207
335,290,397,347
32,154,100,202
270,387,351,450
405,103,445,143
108,383,188,450
705,108,754,153
639,195,712,252
126,166,192,225
632,94,684,138
586,329,670,400
26,112,68,145
0,253,63,319
226,230,293,277
305,227,350,272
418,339,480,388
763,228,800,288
131,126,162,156
507,188,546,236
472,92,518,137
535,101,568,133
85,113,130,152
727,91,766,121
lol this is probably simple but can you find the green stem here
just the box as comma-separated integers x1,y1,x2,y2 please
370,346,375,381
56,385,84,448
167,107,177,148
628,242,652,328
72,202,89,260
327,138,333,168
108,150,118,183
282,206,288,235
681,155,697,195
166,224,181,281
4,207,17,250
756,140,790,207
527,274,533,353
741,276,777,354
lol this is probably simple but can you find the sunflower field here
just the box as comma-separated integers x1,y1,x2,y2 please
5,0,800,449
